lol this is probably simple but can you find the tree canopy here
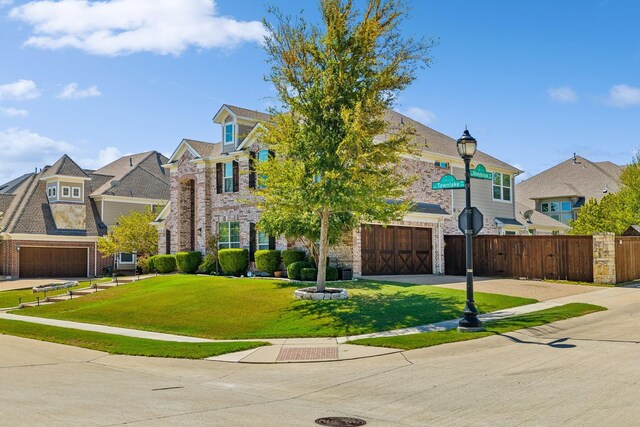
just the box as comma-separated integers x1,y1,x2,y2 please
97,208,159,259
569,155,640,235
257,0,434,290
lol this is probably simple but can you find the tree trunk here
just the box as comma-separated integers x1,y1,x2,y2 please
316,207,330,292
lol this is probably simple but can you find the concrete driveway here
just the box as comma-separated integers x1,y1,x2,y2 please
1,286,640,426
371,274,601,301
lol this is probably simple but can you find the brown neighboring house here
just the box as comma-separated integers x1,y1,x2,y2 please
154,104,522,277
517,154,624,232
0,151,169,278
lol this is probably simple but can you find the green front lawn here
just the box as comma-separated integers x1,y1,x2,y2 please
0,318,267,359
351,303,606,349
0,278,112,309
14,276,536,339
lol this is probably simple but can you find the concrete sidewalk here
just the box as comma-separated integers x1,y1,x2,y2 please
4,285,631,363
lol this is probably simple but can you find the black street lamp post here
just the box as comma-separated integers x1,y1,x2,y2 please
456,129,484,332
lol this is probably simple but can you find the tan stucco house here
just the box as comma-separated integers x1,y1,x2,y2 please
155,104,524,277
0,151,169,278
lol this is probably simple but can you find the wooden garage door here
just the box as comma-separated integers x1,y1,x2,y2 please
361,225,433,275
19,247,88,278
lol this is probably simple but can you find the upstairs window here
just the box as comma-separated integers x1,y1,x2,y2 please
224,162,234,193
61,186,71,198
492,172,512,202
224,123,234,145
72,187,82,199
257,149,269,189
47,186,57,199
541,200,573,225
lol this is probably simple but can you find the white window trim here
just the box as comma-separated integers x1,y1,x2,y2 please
47,185,57,199
61,186,71,198
224,122,234,145
71,186,82,199
218,221,241,249
118,252,136,264
492,172,512,203
223,162,234,193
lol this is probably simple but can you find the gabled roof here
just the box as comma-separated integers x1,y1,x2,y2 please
517,155,624,204
41,154,89,179
166,139,221,164
213,104,271,124
90,151,169,198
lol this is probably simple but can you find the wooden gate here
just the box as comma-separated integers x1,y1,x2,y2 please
444,235,593,282
615,237,640,283
19,247,88,278
361,225,433,275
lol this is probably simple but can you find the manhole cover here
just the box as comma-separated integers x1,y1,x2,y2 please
315,417,367,426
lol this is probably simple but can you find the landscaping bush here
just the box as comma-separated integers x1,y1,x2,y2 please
301,267,318,281
153,254,176,273
282,249,306,267
198,254,218,274
176,251,202,274
147,256,155,272
136,255,153,274
255,250,281,275
218,249,249,276
326,266,339,281
287,261,314,280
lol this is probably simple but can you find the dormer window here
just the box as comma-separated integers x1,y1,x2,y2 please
72,187,82,199
62,186,71,198
224,123,234,145
47,185,57,199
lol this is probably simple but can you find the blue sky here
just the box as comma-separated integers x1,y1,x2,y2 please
0,0,638,184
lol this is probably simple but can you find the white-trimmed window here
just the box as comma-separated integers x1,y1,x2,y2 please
224,123,234,145
257,231,270,251
492,172,512,202
257,149,269,189
61,186,71,198
71,186,82,199
219,222,240,249
119,252,134,263
223,162,234,193
47,185,57,199
541,200,573,225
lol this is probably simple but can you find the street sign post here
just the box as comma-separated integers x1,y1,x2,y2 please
458,207,483,236
431,174,465,190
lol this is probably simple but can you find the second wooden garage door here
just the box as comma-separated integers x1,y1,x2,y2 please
361,225,433,275
19,247,88,278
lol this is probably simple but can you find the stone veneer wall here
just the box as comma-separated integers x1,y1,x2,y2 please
593,232,616,284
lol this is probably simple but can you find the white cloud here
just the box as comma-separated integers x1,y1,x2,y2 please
0,107,29,117
9,0,267,56
0,79,40,101
402,107,437,124
57,83,101,99
78,146,123,170
547,86,578,103
0,128,77,183
0,0,13,7
606,84,640,108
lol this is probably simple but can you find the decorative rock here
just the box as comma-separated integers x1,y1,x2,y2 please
294,287,348,300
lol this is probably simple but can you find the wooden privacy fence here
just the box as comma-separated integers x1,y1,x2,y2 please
444,235,593,282
615,237,640,283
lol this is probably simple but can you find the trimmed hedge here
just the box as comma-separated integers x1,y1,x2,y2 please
300,267,317,281
255,250,281,275
198,254,218,274
326,266,339,281
219,249,249,276
147,256,155,272
153,254,176,273
282,249,306,267
176,251,202,274
287,261,314,280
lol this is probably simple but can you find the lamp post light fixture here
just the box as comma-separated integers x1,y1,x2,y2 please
456,129,484,332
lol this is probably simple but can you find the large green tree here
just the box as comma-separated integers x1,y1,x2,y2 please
97,208,160,259
569,155,640,235
257,0,434,290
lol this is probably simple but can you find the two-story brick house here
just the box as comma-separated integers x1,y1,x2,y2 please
155,104,522,276
0,151,169,278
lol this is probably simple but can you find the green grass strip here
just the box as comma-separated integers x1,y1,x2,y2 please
351,303,606,350
0,278,112,309
0,318,268,359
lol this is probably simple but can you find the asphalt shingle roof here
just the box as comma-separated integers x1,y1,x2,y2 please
184,139,221,158
517,155,624,205
515,202,570,230
90,151,169,198
41,154,89,178
225,105,271,122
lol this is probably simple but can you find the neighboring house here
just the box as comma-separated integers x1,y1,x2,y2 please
0,151,169,278
517,154,624,228
515,202,570,235
155,104,522,277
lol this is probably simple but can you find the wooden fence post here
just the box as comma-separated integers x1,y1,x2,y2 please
593,232,616,284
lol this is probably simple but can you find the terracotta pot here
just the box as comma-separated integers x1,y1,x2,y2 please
274,271,282,278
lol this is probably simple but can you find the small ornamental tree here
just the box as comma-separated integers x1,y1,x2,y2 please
97,208,160,263
257,0,434,291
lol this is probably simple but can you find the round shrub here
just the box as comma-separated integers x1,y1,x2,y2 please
301,267,318,281
287,261,314,280
255,250,281,275
147,256,155,272
153,254,176,273
282,249,306,267
326,266,339,282
198,254,218,274
176,251,202,274
218,249,249,276
136,255,152,274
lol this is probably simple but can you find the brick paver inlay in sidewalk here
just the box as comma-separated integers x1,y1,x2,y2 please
276,347,338,361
